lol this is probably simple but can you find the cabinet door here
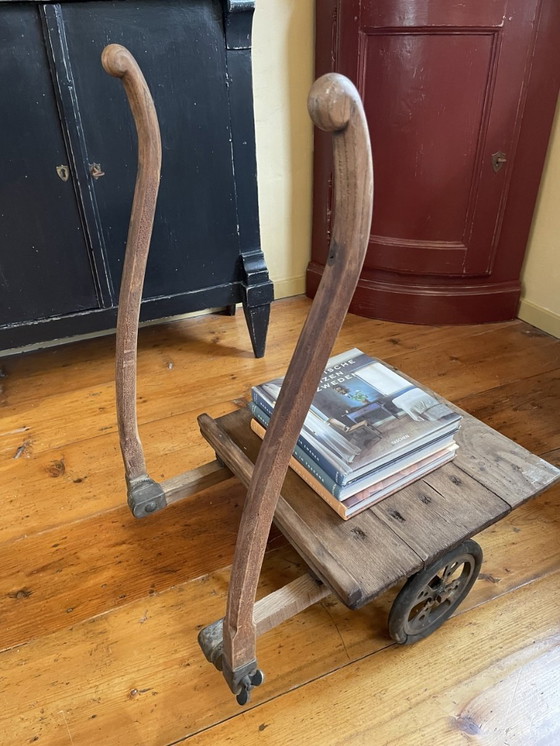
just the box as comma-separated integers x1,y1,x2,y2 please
339,0,541,278
0,6,99,326
49,0,242,301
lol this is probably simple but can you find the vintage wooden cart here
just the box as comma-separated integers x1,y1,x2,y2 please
102,44,560,706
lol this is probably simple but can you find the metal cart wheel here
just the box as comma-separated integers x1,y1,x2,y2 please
388,539,483,645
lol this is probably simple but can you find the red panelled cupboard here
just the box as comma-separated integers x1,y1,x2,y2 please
308,0,560,323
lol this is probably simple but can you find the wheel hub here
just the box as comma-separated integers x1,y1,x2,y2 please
388,540,484,645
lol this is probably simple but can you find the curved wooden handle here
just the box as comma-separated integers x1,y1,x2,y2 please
103,44,165,517
222,73,373,690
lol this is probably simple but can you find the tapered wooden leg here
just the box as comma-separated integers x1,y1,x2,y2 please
243,302,270,359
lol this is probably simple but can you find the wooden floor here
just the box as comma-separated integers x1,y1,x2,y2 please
1,296,559,745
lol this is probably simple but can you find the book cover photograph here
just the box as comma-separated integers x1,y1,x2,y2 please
252,348,461,484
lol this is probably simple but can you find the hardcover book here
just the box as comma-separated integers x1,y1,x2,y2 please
250,417,457,519
252,348,461,486
249,401,457,500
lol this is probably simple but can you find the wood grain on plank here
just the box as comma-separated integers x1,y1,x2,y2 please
456,367,560,455
1,479,249,651
0,400,236,545
187,571,560,746
455,644,560,745
371,462,510,561
0,489,558,746
0,296,511,409
0,547,347,746
454,414,559,506
0,309,531,459
384,322,559,402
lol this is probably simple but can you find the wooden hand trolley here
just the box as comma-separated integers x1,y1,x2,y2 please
102,44,560,706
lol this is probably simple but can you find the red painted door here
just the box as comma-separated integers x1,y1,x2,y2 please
309,0,560,323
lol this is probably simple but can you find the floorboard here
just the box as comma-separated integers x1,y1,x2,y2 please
186,572,560,746
1,297,558,745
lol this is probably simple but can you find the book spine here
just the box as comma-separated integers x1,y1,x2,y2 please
250,419,456,521
250,388,274,418
250,394,345,485
342,450,457,518
249,402,344,497
249,419,349,518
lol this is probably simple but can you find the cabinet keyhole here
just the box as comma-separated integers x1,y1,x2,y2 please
56,165,70,182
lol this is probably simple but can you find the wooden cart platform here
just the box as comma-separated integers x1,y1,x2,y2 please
103,45,560,705
205,401,559,611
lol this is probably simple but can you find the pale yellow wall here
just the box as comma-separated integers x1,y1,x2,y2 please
252,0,315,299
519,98,560,338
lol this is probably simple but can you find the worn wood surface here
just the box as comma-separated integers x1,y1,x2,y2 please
253,574,331,638
221,74,374,675
0,296,559,744
189,571,560,746
450,412,559,506
198,412,363,606
103,44,162,488
1,478,249,651
214,403,558,608
216,407,422,608
0,398,235,545
371,462,510,562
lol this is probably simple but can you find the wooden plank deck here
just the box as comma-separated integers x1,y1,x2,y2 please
0,297,559,745
215,400,559,608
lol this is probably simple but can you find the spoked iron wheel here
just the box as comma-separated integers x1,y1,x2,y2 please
388,539,483,645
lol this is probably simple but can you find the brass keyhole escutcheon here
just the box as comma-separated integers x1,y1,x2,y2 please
491,151,507,173
56,165,70,182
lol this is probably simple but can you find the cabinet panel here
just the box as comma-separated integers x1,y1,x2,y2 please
0,0,271,357
56,0,242,300
0,6,99,325
309,0,560,324
361,30,495,275
356,0,539,277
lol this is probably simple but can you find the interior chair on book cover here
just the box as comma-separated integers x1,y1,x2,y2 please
392,388,455,423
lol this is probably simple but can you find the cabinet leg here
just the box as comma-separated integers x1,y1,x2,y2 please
243,302,270,358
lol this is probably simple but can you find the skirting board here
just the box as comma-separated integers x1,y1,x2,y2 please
272,275,306,299
518,299,560,339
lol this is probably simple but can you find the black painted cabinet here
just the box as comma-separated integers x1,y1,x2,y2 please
0,6,99,326
0,0,272,356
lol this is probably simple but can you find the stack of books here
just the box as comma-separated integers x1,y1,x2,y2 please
249,349,462,519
